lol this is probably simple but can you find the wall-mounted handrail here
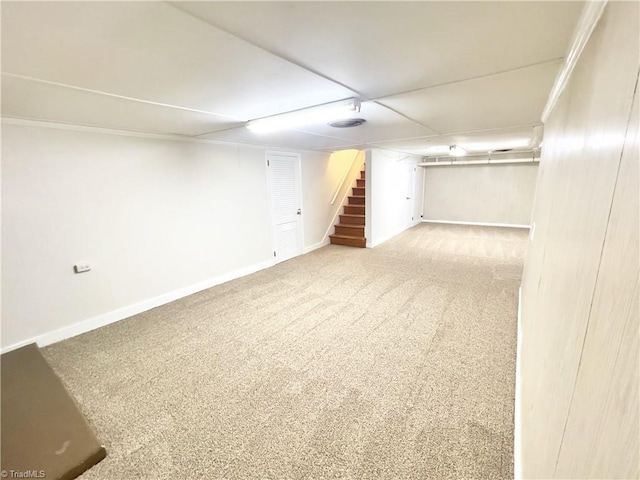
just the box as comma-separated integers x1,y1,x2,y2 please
322,151,365,245
330,150,360,205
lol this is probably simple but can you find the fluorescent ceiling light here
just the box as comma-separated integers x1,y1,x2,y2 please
419,157,540,167
247,98,361,133
459,138,533,152
424,145,451,156
424,144,467,157
449,145,467,157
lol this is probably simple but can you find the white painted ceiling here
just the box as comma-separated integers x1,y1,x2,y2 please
1,1,583,155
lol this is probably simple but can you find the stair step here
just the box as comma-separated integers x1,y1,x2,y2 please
360,170,366,179
335,224,365,236
356,179,365,188
340,214,365,225
344,205,365,215
348,195,365,205
330,234,366,248
352,187,365,196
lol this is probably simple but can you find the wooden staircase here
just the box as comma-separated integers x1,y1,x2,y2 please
329,169,366,248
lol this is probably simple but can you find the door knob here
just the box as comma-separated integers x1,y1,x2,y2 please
296,209,302,215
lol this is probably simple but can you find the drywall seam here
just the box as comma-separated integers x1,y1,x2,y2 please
553,68,640,475
0,117,313,154
2,72,240,119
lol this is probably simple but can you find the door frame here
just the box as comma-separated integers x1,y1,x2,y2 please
405,160,417,228
265,151,304,264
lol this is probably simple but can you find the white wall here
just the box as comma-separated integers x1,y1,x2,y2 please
519,2,639,478
1,121,346,351
423,163,538,226
366,149,422,247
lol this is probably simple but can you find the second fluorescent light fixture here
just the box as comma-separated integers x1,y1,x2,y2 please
449,145,467,157
246,98,361,133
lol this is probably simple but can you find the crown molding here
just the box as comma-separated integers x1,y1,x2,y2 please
541,1,608,123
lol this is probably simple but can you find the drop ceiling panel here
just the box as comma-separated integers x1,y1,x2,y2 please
1,2,354,121
1,2,582,151
294,101,437,143
174,1,582,99
380,61,561,134
1,75,239,136
199,127,356,152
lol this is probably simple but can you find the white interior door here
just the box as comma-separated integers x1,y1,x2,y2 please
266,152,303,264
405,162,416,227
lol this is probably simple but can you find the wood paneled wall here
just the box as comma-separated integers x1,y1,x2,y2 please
423,163,538,226
519,2,639,478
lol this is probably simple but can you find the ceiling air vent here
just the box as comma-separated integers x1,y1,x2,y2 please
328,118,366,128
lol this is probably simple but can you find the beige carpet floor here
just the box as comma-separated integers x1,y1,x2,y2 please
43,223,528,479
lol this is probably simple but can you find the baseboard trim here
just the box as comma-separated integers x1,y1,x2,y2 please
0,339,36,355
514,285,523,480
367,220,421,248
303,238,330,254
367,231,400,248
0,259,275,355
422,219,531,229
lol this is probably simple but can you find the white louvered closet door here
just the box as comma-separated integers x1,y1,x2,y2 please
266,153,303,264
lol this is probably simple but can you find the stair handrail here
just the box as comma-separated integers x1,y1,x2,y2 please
322,150,365,245
330,150,360,205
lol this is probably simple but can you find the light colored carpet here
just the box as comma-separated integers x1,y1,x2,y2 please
43,223,528,479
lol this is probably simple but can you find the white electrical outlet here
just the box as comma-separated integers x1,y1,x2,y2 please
74,264,91,274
